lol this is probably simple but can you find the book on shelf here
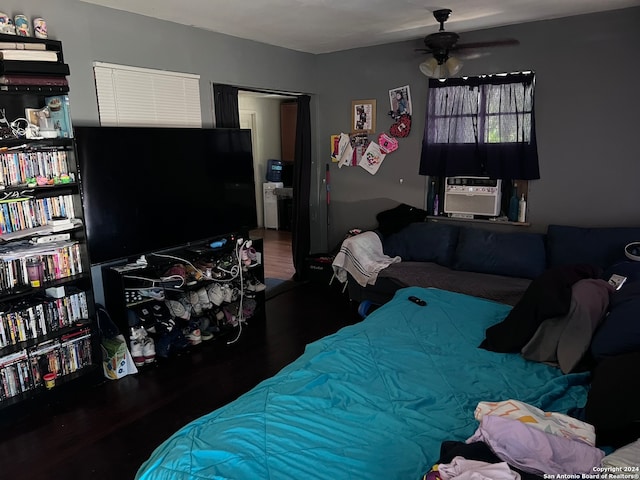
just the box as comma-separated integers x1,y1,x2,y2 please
0,75,68,86
0,41,47,51
48,217,72,226
0,74,69,87
0,50,59,62
47,217,73,232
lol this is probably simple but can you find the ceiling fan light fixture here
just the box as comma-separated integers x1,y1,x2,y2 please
419,57,439,77
419,55,463,79
445,56,463,76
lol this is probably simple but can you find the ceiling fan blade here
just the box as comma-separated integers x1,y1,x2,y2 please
452,39,519,51
415,48,434,54
456,51,491,61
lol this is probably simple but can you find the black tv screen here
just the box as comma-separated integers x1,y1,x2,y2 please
75,126,257,265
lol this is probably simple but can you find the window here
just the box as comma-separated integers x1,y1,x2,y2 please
93,62,202,127
419,72,539,180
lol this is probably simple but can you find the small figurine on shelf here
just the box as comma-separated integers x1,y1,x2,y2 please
14,14,31,36
33,17,47,39
0,13,16,34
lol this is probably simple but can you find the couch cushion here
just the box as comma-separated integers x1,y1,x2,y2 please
453,227,546,279
383,222,459,267
590,264,640,361
601,261,640,303
378,261,530,306
590,296,640,361
546,225,640,269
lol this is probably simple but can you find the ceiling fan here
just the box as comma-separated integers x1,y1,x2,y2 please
416,8,519,78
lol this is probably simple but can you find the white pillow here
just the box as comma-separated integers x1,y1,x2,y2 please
602,437,640,468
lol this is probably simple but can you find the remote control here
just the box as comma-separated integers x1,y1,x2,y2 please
408,296,427,306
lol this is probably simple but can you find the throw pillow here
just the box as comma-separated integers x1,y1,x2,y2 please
383,222,459,267
590,295,640,360
453,227,546,279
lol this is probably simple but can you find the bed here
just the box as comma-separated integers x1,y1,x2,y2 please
135,286,591,479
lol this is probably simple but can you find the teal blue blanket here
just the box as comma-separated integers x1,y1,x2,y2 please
136,287,589,480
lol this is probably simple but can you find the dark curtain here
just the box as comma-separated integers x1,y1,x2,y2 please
213,84,240,128
291,95,311,281
419,72,539,180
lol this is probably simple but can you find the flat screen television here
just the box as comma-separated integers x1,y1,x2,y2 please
75,126,257,265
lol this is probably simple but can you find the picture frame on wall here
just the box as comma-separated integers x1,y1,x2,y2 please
389,85,412,116
351,99,376,134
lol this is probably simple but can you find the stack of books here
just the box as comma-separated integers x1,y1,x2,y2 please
0,39,69,83
47,217,73,232
0,49,58,62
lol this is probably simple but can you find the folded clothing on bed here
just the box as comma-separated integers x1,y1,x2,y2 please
466,415,604,475
474,399,596,446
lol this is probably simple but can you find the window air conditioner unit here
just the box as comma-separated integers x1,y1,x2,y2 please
444,176,502,217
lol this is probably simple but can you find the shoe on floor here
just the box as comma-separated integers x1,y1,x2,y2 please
142,335,156,364
183,320,202,345
246,278,266,292
130,326,155,365
194,316,214,341
129,337,145,367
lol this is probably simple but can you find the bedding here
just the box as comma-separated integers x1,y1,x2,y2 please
136,287,591,480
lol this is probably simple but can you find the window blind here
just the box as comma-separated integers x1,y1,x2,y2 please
93,62,202,127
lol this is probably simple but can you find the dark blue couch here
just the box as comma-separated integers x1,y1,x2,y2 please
347,222,640,306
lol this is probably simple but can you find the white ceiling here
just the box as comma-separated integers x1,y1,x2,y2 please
80,0,640,54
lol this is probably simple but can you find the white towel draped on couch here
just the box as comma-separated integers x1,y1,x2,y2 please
332,231,401,287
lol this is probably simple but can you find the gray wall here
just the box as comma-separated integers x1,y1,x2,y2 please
316,7,640,248
5,2,639,297
3,0,321,303
3,1,319,124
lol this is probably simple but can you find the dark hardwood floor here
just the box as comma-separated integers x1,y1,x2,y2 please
0,277,360,479
250,227,296,280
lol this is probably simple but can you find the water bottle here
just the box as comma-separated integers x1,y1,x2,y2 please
508,183,519,222
518,194,527,223
427,180,436,215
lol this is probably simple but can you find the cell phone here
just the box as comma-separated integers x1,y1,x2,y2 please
608,274,627,290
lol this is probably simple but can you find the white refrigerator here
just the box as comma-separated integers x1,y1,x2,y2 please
263,182,284,229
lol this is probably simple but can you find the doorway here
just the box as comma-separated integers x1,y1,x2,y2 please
239,90,296,280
